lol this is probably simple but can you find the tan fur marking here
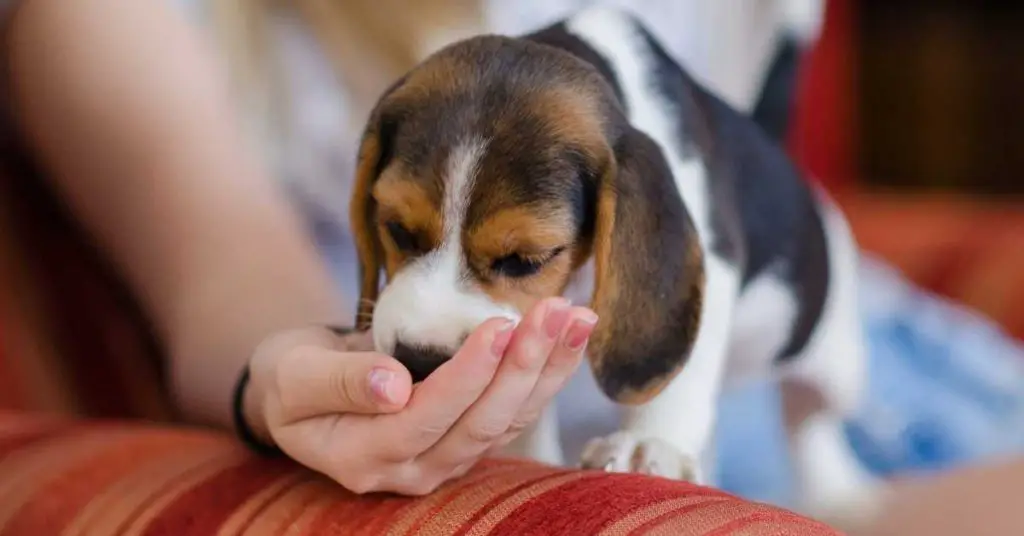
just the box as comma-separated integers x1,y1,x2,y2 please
350,130,385,330
587,176,620,368
467,206,578,314
457,81,610,317
373,174,443,242
477,251,576,315
529,86,607,146
467,207,574,260
386,52,476,106
372,172,444,277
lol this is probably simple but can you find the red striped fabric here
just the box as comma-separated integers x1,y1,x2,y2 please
0,413,840,535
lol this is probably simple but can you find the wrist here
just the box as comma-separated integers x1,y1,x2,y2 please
232,323,360,455
231,323,367,456
232,365,281,456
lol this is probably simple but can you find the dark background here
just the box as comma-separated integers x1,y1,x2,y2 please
858,1,1024,198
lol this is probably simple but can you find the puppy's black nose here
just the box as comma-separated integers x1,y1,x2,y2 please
392,342,453,383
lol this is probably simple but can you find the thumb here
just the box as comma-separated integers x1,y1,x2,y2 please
274,348,414,422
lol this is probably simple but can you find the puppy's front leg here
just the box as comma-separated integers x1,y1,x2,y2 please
580,259,740,485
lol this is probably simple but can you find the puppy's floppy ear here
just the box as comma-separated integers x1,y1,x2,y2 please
586,127,705,405
349,81,404,330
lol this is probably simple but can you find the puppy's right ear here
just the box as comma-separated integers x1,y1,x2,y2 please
349,80,405,330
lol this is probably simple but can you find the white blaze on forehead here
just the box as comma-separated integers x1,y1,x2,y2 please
441,138,488,249
371,137,520,355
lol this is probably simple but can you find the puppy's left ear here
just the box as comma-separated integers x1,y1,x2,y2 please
586,128,705,404
349,83,404,330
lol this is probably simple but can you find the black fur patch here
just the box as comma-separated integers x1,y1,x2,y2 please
525,23,627,109
752,37,801,145
529,14,832,365
667,44,831,363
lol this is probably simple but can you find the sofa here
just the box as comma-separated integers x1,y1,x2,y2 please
0,147,854,535
5,153,1024,536
2,410,845,535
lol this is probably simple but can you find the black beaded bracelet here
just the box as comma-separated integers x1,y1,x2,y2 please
231,365,283,457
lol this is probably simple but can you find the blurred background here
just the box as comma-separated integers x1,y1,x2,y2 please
859,0,1024,198
787,0,1024,340
794,0,1024,196
718,0,1024,504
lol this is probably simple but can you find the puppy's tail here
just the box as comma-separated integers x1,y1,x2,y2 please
750,0,826,144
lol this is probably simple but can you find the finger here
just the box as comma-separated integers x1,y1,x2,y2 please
377,316,516,458
421,297,572,466
272,347,413,422
510,307,596,436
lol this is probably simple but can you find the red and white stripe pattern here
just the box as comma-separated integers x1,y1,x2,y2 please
0,413,839,536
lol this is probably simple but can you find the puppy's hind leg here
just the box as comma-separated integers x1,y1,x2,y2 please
780,204,887,531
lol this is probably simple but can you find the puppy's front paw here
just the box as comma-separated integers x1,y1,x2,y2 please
579,431,702,483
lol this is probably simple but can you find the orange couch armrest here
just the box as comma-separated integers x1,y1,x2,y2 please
0,412,839,535
841,192,1024,340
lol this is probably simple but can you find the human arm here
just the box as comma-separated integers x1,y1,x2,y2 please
5,0,596,495
6,0,348,429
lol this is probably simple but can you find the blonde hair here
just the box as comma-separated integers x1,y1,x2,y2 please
206,0,486,148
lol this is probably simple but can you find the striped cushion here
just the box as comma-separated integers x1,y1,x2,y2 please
0,412,838,535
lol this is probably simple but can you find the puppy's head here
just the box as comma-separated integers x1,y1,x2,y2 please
351,35,704,402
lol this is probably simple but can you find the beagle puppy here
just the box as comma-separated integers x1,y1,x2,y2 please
349,6,880,522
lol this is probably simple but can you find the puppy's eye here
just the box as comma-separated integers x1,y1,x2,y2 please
386,221,419,252
492,254,543,278
491,247,565,278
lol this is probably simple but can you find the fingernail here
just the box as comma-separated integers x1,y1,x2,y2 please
490,319,516,357
543,299,572,338
369,368,396,404
565,313,599,350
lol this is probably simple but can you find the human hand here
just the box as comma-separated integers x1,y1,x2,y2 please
244,297,597,495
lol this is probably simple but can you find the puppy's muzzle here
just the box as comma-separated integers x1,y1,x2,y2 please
393,342,456,383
